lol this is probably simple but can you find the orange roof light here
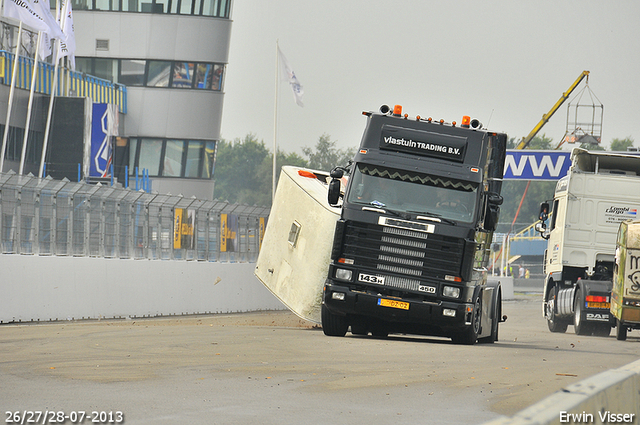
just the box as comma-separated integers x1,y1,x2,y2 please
298,170,317,179
462,116,471,128
392,105,403,116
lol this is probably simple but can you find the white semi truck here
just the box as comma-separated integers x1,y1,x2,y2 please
536,148,640,336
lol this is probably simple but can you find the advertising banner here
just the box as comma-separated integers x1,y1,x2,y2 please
259,217,266,250
220,214,238,252
89,103,118,177
173,208,195,250
503,150,571,181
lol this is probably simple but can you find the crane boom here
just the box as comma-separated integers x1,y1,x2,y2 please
515,70,590,150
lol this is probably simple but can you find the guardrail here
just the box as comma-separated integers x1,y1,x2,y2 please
483,358,640,424
0,171,269,263
0,50,127,114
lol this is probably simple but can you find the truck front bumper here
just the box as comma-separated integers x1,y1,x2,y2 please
323,282,473,335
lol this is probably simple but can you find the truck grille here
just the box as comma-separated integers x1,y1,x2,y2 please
342,221,464,291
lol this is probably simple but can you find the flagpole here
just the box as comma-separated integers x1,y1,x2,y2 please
0,21,23,174
272,40,279,203
19,30,43,175
39,0,65,178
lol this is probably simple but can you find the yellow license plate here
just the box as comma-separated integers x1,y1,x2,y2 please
378,298,409,310
587,302,610,309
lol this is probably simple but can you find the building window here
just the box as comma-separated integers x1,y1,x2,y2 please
185,140,203,177
171,62,195,88
163,140,184,176
75,57,225,91
69,0,231,16
120,59,146,86
137,138,163,175
129,137,217,179
147,60,171,87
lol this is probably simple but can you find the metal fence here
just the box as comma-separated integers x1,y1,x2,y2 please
0,171,270,262
0,50,127,114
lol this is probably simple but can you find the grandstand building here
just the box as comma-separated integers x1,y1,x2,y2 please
0,0,232,200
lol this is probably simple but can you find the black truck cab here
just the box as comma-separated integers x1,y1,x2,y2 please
322,105,507,344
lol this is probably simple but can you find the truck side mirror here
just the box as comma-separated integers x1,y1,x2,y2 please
328,167,344,206
328,179,341,205
539,202,549,221
330,168,344,179
535,222,550,240
481,192,502,231
483,203,500,231
487,192,503,206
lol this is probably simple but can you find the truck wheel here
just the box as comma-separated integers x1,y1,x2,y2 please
452,297,481,345
478,291,501,344
573,288,591,336
616,319,628,341
546,286,568,333
321,304,348,337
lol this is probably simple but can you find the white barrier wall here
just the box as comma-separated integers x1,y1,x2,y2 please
0,255,286,323
484,358,640,425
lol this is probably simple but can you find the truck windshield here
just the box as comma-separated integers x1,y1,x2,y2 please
346,163,478,223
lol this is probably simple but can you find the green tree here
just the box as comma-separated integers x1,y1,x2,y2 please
214,134,271,205
610,137,634,151
255,149,309,206
302,134,356,172
214,134,311,207
508,133,554,150
579,141,605,151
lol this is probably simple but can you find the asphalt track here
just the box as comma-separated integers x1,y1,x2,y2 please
1,294,639,425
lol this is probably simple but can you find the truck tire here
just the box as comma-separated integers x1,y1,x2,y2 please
546,286,568,333
616,319,628,341
321,304,348,337
452,296,481,345
573,288,591,336
478,291,501,344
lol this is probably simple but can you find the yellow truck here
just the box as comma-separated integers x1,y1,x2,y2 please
612,219,640,340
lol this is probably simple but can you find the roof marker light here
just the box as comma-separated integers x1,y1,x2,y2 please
452,121,457,127
298,170,317,178
416,115,421,120
439,119,444,124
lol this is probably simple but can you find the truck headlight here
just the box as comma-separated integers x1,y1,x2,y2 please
335,268,353,281
443,286,460,298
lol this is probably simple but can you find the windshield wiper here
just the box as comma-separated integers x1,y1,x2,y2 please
407,210,457,226
362,201,409,219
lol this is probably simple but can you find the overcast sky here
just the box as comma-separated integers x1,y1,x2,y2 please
220,1,640,155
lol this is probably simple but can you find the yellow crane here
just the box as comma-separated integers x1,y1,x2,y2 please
515,70,590,150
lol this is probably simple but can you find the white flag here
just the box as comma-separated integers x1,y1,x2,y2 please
57,0,75,69
3,0,66,40
278,46,304,107
35,0,54,60
31,0,65,39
